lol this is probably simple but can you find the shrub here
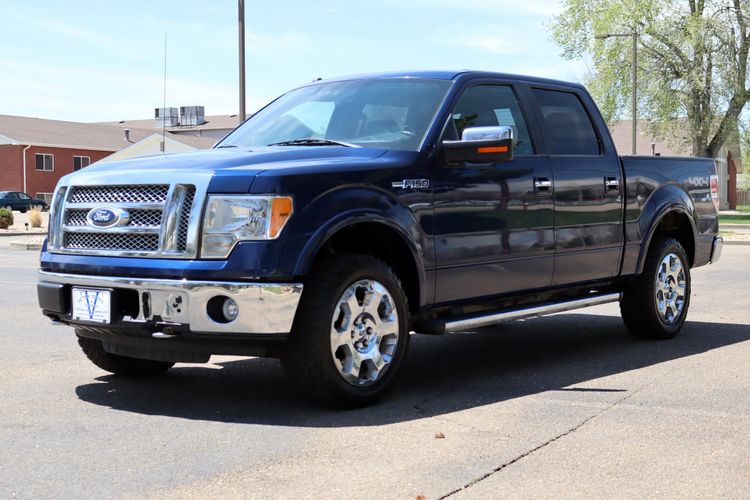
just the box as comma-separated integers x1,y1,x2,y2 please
0,208,13,229
28,206,43,228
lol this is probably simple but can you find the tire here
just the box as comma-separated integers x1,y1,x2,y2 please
620,237,691,339
283,254,410,407
32,204,44,211
77,335,174,376
3,205,12,212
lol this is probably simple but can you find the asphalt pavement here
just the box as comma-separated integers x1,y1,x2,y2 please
0,247,748,499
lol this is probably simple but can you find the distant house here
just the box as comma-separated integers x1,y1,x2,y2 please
99,112,243,142
0,115,214,203
610,120,743,210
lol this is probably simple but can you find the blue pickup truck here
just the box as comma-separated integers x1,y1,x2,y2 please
37,71,722,406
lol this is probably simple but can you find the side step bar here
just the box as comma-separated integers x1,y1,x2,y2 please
421,293,622,335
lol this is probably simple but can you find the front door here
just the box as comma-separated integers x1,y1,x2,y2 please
432,83,554,303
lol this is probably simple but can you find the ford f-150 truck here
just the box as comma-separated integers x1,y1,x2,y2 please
37,71,722,407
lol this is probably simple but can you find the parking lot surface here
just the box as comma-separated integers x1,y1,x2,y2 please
0,247,748,498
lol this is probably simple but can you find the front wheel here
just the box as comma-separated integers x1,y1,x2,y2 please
620,237,691,339
77,335,174,376
283,255,410,407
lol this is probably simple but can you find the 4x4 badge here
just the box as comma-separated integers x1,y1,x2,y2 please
392,179,430,189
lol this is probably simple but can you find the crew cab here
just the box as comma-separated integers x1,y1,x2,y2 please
37,71,722,407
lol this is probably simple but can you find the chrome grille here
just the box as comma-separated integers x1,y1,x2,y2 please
55,183,198,258
66,209,164,228
177,187,195,252
130,210,163,227
68,185,169,204
66,209,89,226
64,233,160,252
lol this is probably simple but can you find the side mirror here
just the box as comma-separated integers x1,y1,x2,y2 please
442,126,514,164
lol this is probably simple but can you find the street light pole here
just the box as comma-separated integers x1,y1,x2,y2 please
238,0,246,123
596,32,638,155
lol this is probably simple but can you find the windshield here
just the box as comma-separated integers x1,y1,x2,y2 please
218,78,452,152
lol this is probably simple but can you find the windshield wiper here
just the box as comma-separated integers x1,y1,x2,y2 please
215,144,237,148
267,138,359,148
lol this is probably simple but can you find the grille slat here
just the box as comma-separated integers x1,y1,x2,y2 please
65,209,164,228
59,184,196,257
177,187,195,252
69,185,169,204
64,233,160,252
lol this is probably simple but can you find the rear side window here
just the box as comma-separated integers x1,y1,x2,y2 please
533,89,601,156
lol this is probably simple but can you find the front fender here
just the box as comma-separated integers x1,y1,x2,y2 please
290,186,430,305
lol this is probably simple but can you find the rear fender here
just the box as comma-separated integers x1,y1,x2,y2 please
635,184,697,274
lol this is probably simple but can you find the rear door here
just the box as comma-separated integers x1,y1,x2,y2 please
529,87,624,284
432,81,554,303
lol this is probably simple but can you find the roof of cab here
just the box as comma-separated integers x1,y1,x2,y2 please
313,70,583,89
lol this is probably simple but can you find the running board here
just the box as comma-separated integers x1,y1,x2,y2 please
419,293,622,335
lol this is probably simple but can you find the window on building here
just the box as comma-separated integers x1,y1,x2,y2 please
532,89,601,156
73,156,90,171
36,193,54,204
35,153,54,171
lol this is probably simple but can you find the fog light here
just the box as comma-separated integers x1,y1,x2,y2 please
222,298,239,322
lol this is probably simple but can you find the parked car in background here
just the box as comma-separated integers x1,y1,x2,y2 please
0,191,48,212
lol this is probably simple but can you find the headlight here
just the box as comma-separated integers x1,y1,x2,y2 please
201,195,293,258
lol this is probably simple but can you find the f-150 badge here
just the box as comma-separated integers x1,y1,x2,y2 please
392,179,430,189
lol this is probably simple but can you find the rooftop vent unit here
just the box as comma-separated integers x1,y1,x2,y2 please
155,107,179,128
180,106,206,126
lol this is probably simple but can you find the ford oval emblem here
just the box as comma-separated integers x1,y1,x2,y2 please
87,207,128,228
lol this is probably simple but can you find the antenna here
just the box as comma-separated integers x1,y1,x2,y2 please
161,33,167,153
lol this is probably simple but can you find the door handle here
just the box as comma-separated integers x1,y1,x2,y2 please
534,177,552,193
605,176,620,192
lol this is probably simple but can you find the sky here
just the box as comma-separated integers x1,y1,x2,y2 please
0,0,587,123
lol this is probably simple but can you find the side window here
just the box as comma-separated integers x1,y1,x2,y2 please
450,85,534,156
532,89,601,156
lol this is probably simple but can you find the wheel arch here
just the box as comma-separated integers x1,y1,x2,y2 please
294,214,427,312
636,205,697,274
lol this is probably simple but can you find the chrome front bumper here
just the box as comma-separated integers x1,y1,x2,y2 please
38,271,303,334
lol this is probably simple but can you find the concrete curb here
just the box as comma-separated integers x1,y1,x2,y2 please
724,240,750,246
721,224,750,230
0,231,47,238
10,242,43,251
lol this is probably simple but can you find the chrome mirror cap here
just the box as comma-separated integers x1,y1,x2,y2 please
461,125,513,142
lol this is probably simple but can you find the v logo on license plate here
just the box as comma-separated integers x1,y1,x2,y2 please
84,291,100,320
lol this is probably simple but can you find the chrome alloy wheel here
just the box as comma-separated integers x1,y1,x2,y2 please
655,252,686,324
330,279,400,386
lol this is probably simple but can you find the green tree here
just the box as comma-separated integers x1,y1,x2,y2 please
551,0,750,157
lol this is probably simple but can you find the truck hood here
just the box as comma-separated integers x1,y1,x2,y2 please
61,146,391,193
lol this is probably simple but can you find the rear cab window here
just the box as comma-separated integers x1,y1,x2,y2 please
532,89,601,156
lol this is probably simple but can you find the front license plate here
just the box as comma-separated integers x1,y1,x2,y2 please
72,288,111,324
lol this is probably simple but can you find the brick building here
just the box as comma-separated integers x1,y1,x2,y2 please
0,115,213,203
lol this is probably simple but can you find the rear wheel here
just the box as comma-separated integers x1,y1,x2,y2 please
3,205,11,212
77,335,174,376
283,255,409,407
621,237,691,339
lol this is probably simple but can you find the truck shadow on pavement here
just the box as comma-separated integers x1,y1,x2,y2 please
75,313,750,426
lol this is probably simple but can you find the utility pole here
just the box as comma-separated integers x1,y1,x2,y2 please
238,0,246,123
596,32,638,155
